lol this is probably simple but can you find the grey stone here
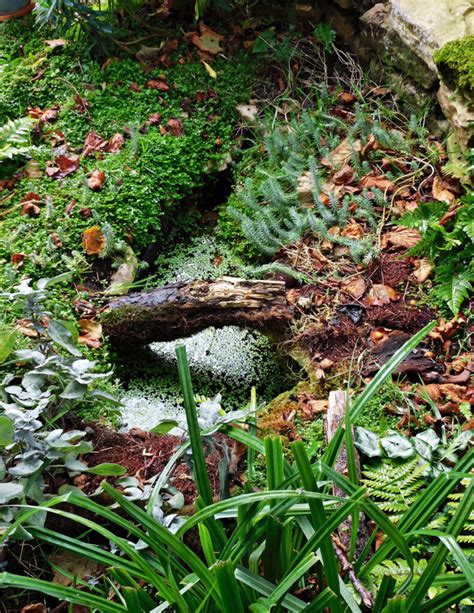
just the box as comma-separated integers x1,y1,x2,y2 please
437,83,474,151
360,3,438,88
390,0,474,72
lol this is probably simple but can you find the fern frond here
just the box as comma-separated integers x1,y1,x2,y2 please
0,117,36,162
362,457,427,523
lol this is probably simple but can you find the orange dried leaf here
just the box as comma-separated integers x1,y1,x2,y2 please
359,174,393,191
341,276,366,299
432,176,456,204
413,258,433,283
367,284,398,306
384,226,421,249
87,170,106,191
82,226,105,255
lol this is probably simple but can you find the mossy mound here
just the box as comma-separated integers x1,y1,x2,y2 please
434,36,474,97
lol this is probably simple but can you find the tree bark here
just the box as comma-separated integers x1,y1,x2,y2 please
101,276,293,346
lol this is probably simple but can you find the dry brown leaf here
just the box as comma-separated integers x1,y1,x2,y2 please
21,605,46,613
413,258,433,283
191,23,224,55
147,79,169,92
341,222,364,239
83,131,105,157
82,226,105,255
15,319,38,338
337,92,356,105
358,174,393,191
166,118,184,136
49,551,102,587
321,138,361,170
78,319,102,349
366,284,398,306
45,39,66,48
392,200,418,216
11,253,26,267
20,192,41,217
106,133,124,153
87,170,106,191
432,176,456,204
332,164,355,185
147,112,162,126
46,155,79,179
341,276,366,299
361,133,377,157
384,226,421,249
417,384,468,404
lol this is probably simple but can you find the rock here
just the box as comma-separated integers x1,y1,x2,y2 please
437,83,474,151
360,3,438,88
389,0,474,72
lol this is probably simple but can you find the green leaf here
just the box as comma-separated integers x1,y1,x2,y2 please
354,427,381,457
381,434,415,459
214,560,244,613
0,416,14,447
86,463,127,476
48,320,82,357
150,419,179,435
0,327,16,364
0,482,24,504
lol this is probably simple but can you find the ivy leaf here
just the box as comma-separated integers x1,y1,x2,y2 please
354,427,382,457
150,419,179,435
381,433,415,459
86,463,127,476
0,327,16,364
48,320,82,357
0,416,14,447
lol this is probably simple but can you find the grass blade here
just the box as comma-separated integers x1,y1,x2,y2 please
407,478,473,606
0,573,126,612
291,440,341,607
214,560,245,613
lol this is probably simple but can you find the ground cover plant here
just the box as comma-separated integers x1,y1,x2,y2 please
0,3,473,612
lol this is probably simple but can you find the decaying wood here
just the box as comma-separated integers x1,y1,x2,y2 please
102,276,293,346
324,391,372,600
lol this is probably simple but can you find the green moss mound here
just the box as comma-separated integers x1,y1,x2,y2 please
434,36,474,96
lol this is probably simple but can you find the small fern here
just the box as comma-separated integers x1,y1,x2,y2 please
362,457,427,523
397,193,474,314
0,117,36,162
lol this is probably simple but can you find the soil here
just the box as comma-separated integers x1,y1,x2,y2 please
368,255,412,287
80,427,244,504
298,301,435,364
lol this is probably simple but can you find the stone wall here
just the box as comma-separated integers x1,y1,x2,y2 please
303,0,474,151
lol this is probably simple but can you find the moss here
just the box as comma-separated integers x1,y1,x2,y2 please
434,36,474,96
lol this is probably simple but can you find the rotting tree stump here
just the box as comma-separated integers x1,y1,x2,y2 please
102,276,293,346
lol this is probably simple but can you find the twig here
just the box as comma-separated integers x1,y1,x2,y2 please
332,534,374,609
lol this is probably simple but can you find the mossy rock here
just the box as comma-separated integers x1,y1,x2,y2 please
434,36,474,97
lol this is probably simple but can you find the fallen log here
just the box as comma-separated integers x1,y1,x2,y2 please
102,276,293,346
